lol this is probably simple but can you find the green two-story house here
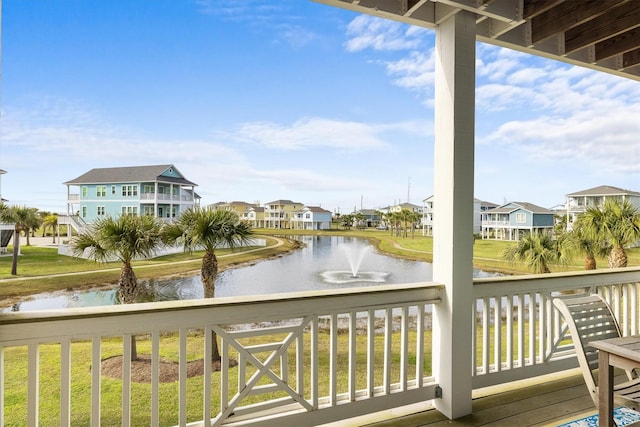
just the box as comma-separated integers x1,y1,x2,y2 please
64,164,199,224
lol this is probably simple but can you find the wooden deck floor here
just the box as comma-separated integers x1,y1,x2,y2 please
326,369,603,427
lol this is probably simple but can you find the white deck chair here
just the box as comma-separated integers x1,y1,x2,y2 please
553,294,640,409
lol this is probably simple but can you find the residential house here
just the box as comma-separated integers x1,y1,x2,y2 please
210,201,258,217
565,185,640,230
63,165,199,227
422,196,497,236
264,199,304,229
389,202,423,215
355,209,382,228
481,201,554,241
241,206,266,228
291,206,332,230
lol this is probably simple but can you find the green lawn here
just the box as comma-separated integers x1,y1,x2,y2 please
2,327,432,426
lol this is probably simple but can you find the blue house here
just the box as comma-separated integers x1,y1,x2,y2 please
480,201,554,241
63,165,199,225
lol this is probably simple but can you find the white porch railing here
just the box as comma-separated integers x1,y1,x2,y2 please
0,283,442,427
472,267,640,388
2,268,639,426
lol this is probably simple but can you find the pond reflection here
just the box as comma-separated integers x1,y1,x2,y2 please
2,236,499,312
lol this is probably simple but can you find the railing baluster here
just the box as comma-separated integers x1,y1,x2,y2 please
417,304,425,387
494,297,502,372
296,326,304,398
401,306,409,391
631,284,638,336
384,307,392,395
348,311,356,401
367,309,375,397
472,299,478,376
91,337,101,427
506,295,513,370
311,315,318,409
529,294,536,365
482,297,489,373
27,344,39,427
60,339,71,427
122,335,132,427
330,313,338,405
517,293,525,368
179,328,188,426
151,331,160,427
204,326,212,427
538,294,546,363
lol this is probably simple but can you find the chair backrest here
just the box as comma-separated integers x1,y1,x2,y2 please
553,294,622,405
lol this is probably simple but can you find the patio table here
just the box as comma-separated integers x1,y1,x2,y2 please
590,336,640,427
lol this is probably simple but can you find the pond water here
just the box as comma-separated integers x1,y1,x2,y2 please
3,236,500,312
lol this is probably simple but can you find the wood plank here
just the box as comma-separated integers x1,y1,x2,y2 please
565,2,640,53
596,27,640,60
623,49,640,68
531,0,626,44
523,0,565,19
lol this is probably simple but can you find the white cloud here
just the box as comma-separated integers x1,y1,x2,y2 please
223,118,392,151
345,15,426,52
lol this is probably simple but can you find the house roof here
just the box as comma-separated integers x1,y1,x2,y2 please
566,185,640,197
265,199,302,206
64,164,197,186
302,206,332,214
318,1,640,82
488,202,553,214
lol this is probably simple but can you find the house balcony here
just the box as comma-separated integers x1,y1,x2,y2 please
481,220,510,227
140,193,195,203
1,267,638,426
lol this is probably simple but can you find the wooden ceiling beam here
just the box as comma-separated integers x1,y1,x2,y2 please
596,27,640,61
623,49,640,69
531,0,625,44
523,0,564,19
564,2,640,54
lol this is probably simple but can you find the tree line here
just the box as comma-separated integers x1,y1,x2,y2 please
503,199,640,273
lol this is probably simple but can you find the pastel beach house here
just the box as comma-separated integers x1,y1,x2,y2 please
62,165,199,232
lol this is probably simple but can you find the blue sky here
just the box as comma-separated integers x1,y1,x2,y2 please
1,0,638,214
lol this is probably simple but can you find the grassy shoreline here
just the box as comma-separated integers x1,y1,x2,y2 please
1,228,638,305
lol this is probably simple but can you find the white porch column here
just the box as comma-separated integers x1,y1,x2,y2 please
432,10,476,419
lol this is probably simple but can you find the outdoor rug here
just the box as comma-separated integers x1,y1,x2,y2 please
558,406,640,426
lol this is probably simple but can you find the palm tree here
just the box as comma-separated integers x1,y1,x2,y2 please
70,214,164,360
163,207,253,361
42,214,59,243
503,231,573,274
0,205,39,275
571,216,611,270
580,199,640,268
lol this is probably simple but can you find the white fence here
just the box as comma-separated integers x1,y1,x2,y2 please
1,268,639,426
0,283,442,426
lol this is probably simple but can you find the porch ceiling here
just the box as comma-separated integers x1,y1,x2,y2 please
314,0,640,81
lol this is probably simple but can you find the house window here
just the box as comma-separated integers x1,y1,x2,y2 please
143,206,154,216
121,185,138,197
81,206,87,218
111,186,116,195
516,213,526,223
305,213,311,219
97,206,105,216
96,186,106,197
81,186,88,197
144,185,155,194
121,206,138,216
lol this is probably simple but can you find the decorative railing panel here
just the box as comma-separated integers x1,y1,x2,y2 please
0,283,442,427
